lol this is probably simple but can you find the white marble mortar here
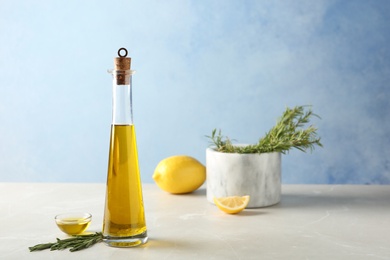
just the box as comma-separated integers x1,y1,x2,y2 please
206,148,281,208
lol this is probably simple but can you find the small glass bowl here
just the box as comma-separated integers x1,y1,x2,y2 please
55,212,92,235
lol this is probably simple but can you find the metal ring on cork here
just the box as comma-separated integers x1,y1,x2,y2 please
112,47,133,84
118,48,128,57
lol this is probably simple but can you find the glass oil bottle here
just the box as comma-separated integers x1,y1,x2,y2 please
102,48,148,247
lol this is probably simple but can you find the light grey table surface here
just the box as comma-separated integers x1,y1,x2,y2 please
0,183,389,260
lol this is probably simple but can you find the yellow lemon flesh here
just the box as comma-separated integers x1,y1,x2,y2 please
153,155,206,194
213,195,250,214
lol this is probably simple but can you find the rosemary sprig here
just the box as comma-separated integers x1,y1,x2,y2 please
207,106,323,154
29,232,103,252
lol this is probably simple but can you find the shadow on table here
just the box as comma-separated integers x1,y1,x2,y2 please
141,238,177,249
187,187,206,196
236,210,267,216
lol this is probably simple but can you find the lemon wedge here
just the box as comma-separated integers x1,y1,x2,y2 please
213,195,250,214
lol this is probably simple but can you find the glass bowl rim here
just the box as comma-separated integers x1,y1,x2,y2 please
54,212,92,223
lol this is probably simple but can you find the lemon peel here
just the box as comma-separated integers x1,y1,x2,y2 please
153,155,206,194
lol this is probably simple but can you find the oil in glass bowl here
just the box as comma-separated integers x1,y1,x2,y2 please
55,213,92,235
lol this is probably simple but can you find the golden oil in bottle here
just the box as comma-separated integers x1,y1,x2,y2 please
103,48,148,247
102,124,147,246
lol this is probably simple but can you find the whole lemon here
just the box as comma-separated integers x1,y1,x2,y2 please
153,155,206,194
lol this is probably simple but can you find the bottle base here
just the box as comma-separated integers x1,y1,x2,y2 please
103,231,148,248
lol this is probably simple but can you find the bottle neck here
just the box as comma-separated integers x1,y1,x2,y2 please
111,70,134,125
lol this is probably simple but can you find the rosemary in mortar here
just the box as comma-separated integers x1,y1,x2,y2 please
29,232,103,252
207,106,323,154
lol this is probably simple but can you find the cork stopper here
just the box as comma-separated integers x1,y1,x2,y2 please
113,48,131,85
114,48,131,70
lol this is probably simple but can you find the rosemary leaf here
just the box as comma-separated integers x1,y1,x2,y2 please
29,232,103,252
207,106,323,154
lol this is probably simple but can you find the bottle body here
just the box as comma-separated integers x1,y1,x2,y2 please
102,68,148,247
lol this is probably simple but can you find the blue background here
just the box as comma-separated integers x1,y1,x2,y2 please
1,0,389,184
